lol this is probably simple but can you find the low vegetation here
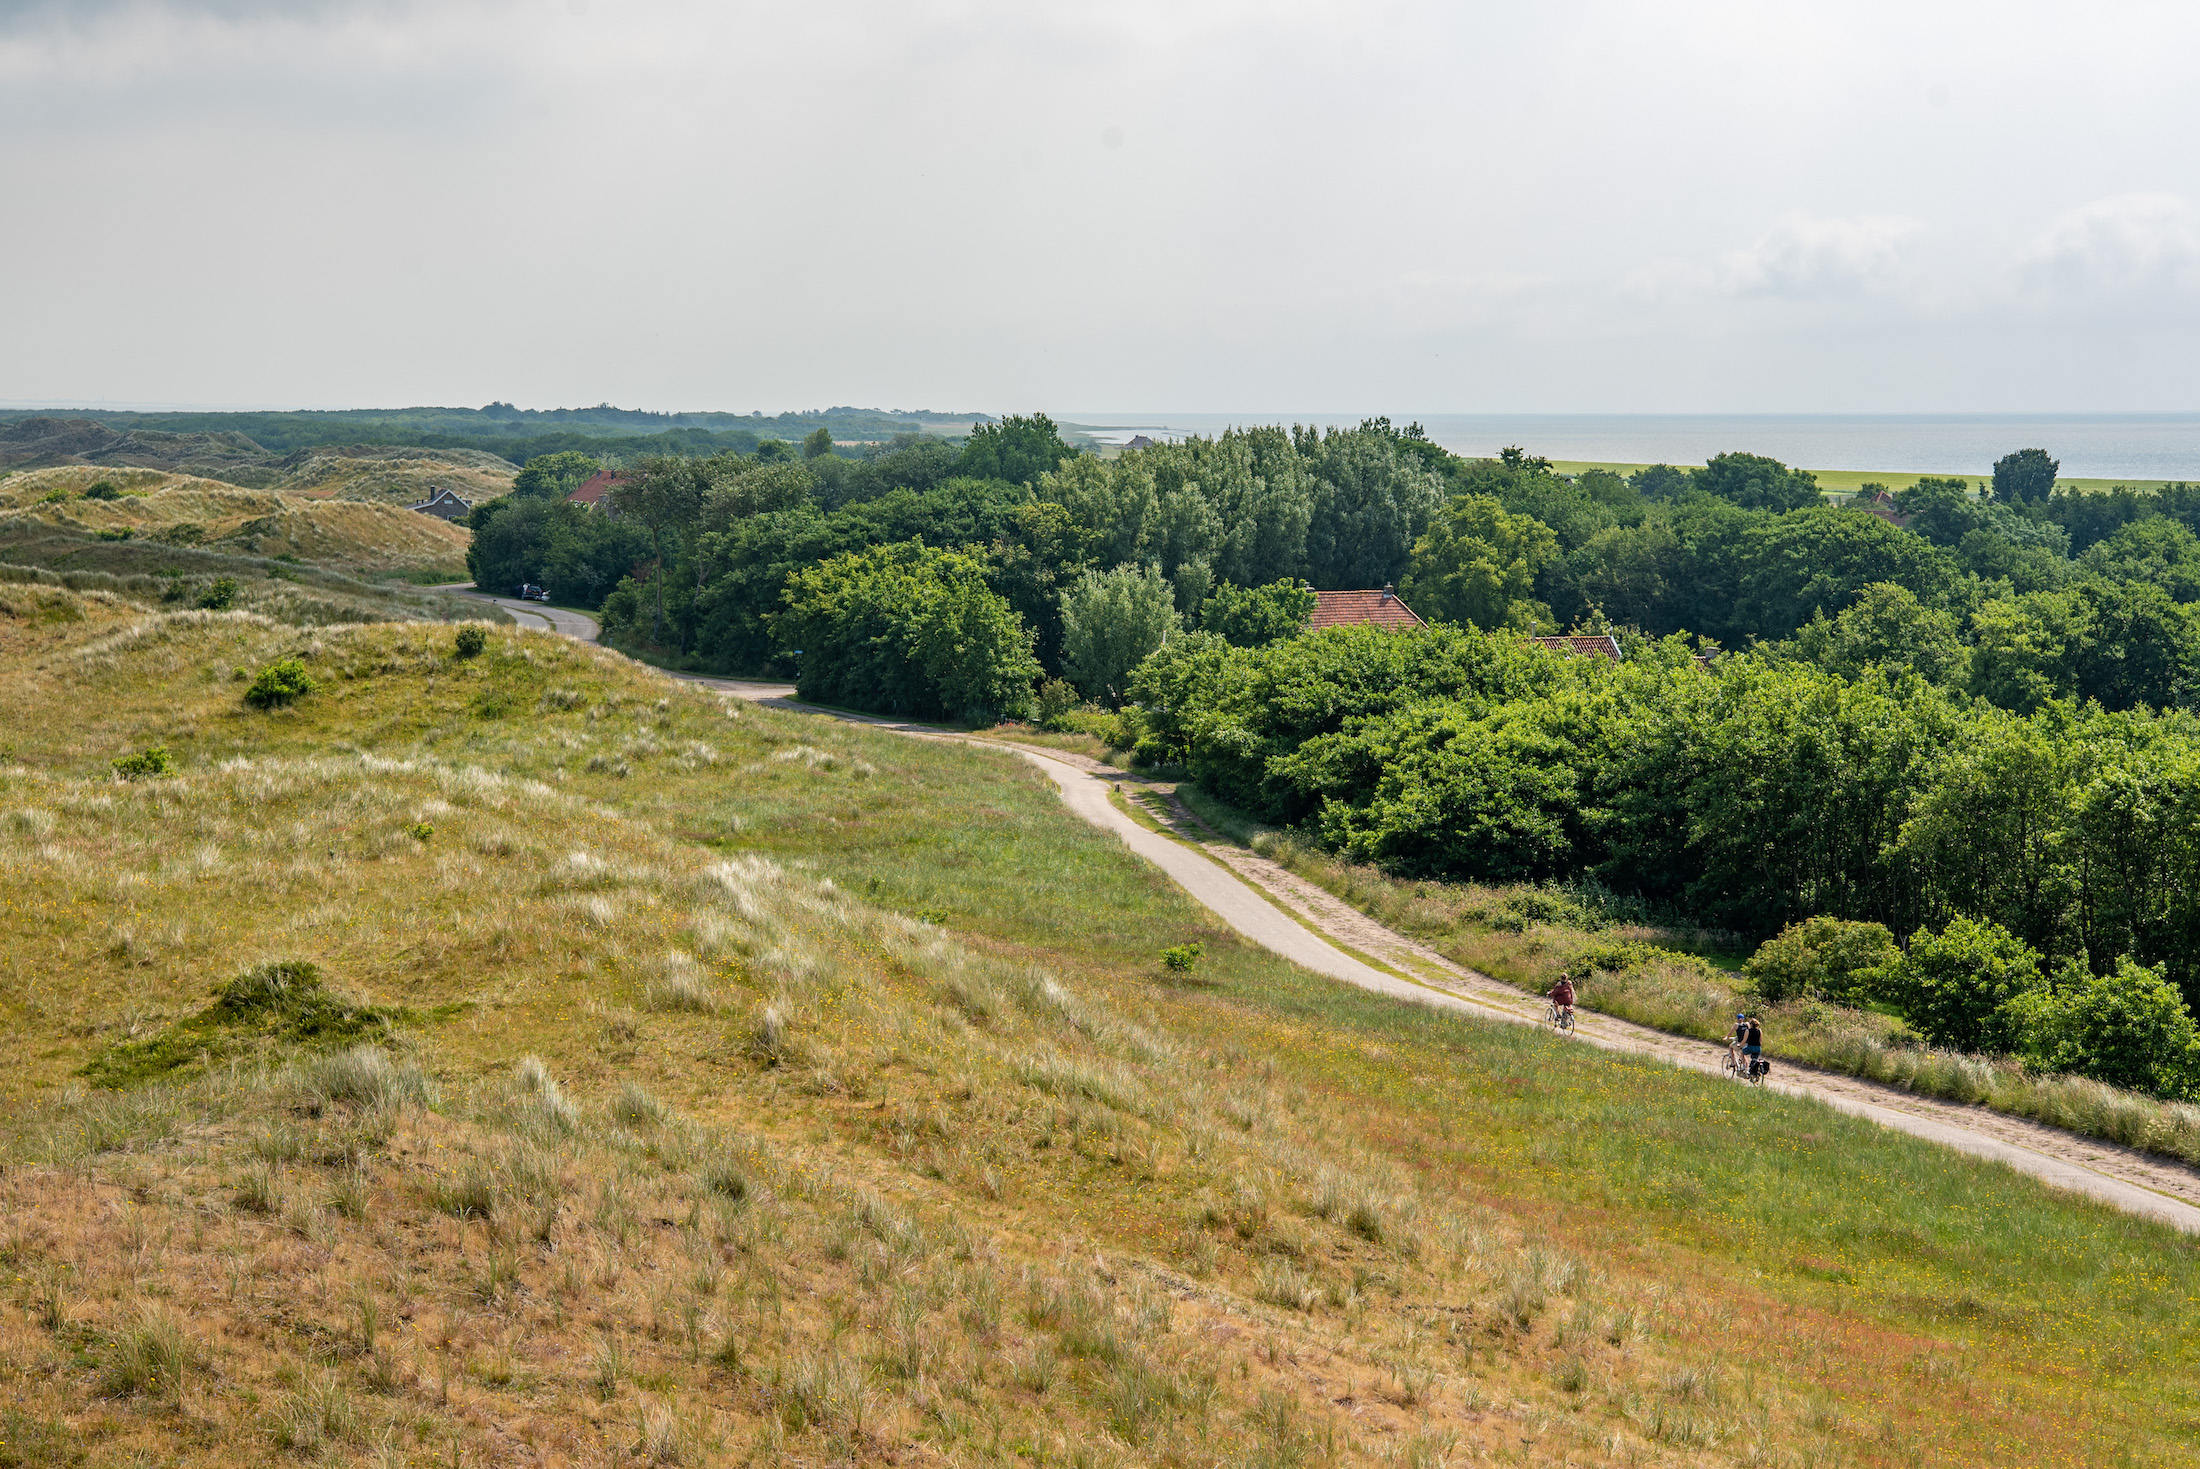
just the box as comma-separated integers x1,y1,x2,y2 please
0,585,2196,1466
0,469,473,576
1221,817,2200,1167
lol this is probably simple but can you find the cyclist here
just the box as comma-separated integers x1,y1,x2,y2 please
1726,1014,1750,1078
1743,1015,1765,1079
1547,972,1577,1030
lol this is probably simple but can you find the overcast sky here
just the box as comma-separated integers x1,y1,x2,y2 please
4,0,2198,415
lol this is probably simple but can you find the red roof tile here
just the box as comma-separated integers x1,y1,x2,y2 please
569,471,627,507
1528,634,1623,662
1309,587,1423,631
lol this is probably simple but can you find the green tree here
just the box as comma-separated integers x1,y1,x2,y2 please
1744,917,1898,1004
774,541,1038,722
1695,452,1822,512
1993,448,2059,506
1200,579,1316,647
1630,465,1691,500
611,457,708,643
960,414,1076,485
1059,563,1180,703
510,451,601,500
803,426,834,461
2004,957,2200,1096
1731,506,1961,639
1789,583,1965,685
1877,917,2044,1052
1893,476,1984,547
2080,517,2200,602
1399,494,1558,631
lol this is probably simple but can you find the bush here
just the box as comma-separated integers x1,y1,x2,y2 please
1876,917,2043,1052
1161,942,1203,973
84,479,122,501
1034,677,1081,729
1745,916,1897,1005
775,540,1040,722
111,746,173,781
244,658,316,709
96,526,134,542
196,576,239,611
1200,578,1316,647
453,625,488,659
2006,957,2200,1097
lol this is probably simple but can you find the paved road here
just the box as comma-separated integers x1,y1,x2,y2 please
448,589,605,642
462,593,2200,1235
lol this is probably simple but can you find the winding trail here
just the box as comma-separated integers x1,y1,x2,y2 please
452,590,2200,1235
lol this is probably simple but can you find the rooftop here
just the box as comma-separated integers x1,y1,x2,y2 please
1309,586,1423,631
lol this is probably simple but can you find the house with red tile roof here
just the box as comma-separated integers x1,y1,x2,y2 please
568,471,628,514
1309,585,1423,631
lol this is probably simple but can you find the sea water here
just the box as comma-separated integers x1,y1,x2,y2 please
1063,413,2200,482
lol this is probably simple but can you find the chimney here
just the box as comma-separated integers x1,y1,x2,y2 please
1380,583,1395,602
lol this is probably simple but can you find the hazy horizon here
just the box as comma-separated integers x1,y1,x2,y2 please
6,2,2200,415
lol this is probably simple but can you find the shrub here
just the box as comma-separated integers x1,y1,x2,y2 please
1746,916,1898,1004
1200,578,1316,647
83,479,122,500
453,625,488,659
775,541,1041,722
96,526,134,542
111,745,173,781
2006,957,2200,1097
38,487,70,504
1160,942,1203,974
1876,917,2043,1052
1034,677,1081,729
196,576,238,611
406,821,435,841
244,658,315,709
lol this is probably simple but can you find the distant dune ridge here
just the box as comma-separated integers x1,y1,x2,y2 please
0,466,473,575
0,416,518,504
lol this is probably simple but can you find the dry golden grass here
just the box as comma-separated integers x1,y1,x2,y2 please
2,592,2197,1467
268,448,517,507
0,475,470,575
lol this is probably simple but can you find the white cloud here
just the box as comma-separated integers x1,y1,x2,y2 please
2020,192,2200,294
1716,212,1925,298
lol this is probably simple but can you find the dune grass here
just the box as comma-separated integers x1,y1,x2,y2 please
1,593,2197,1465
0,470,471,576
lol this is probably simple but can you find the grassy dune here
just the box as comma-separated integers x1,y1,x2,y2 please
1,593,2197,1467
0,470,471,577
264,448,518,506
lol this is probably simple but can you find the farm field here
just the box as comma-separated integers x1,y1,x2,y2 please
0,590,2195,1466
1547,460,2176,497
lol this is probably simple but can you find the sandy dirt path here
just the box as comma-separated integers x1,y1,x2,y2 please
454,592,2200,1235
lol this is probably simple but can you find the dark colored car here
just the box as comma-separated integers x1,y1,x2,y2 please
517,584,549,602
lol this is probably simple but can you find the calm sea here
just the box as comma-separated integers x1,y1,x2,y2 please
1061,413,2200,482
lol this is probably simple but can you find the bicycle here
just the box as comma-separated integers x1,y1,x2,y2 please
1724,1041,1769,1085
1545,1001,1576,1035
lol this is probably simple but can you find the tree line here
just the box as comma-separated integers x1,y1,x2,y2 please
476,420,2200,1092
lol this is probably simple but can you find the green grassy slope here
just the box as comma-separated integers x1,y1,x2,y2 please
0,595,2194,1467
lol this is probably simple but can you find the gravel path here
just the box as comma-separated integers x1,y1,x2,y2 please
458,594,2200,1235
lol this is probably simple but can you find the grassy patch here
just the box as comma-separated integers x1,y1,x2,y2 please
81,961,404,1088
0,592,2196,1466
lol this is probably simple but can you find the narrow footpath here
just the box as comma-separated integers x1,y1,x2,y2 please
453,590,2200,1235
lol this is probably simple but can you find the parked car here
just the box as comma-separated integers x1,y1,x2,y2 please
516,584,549,602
